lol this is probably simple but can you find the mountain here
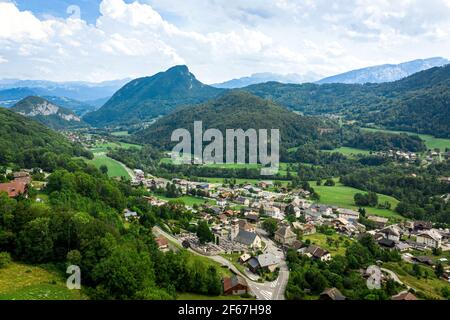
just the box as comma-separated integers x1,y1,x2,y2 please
11,96,86,129
0,107,86,168
84,65,224,127
245,65,450,138
0,88,37,107
43,96,98,116
0,78,129,102
317,57,449,84
212,72,321,88
136,91,330,150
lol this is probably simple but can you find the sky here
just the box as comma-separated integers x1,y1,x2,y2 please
0,0,449,83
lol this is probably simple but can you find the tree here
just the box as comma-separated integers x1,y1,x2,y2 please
262,218,278,237
196,221,214,244
324,179,335,186
100,165,109,175
0,252,11,268
17,217,54,263
435,263,444,278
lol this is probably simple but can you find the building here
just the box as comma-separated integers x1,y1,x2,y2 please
256,253,280,272
223,275,249,295
414,221,432,231
123,209,138,221
155,236,169,251
391,292,418,300
0,181,28,198
320,288,346,300
380,227,401,242
416,230,442,248
13,171,31,184
274,226,296,245
367,216,389,229
338,208,360,221
264,206,284,220
293,222,316,235
301,245,332,261
234,230,262,249
239,220,256,233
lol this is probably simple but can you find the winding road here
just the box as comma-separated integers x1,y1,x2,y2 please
153,226,289,300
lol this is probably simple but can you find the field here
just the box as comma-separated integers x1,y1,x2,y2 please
322,147,371,156
150,193,215,206
84,154,130,179
200,177,290,186
111,131,130,137
90,141,142,153
302,233,349,256
383,262,450,300
311,181,403,219
362,127,450,151
0,263,84,300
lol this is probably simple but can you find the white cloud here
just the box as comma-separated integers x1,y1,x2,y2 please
0,0,449,83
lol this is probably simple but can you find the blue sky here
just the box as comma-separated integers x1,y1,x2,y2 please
0,0,449,83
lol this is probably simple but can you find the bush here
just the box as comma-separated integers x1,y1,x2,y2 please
0,251,12,268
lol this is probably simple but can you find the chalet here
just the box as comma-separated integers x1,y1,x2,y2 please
245,214,260,223
256,253,280,272
412,256,434,266
391,292,418,300
223,275,249,295
235,197,250,206
13,171,31,184
0,181,28,198
258,181,274,189
274,226,296,245
123,209,138,221
414,221,432,231
301,245,332,261
155,236,169,251
239,253,251,263
292,222,316,235
247,257,260,273
416,230,442,248
320,288,346,301
338,208,360,221
264,206,284,220
239,220,256,233
234,230,262,249
367,215,389,229
380,227,401,242
378,238,396,249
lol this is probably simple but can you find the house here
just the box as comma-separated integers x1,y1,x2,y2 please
13,171,31,184
292,222,316,235
155,236,169,251
0,181,28,198
235,196,250,206
378,238,396,249
338,208,360,221
414,221,432,231
274,226,296,245
416,230,442,248
223,275,249,295
367,216,389,229
245,214,260,223
380,226,401,242
247,257,260,273
302,245,332,261
320,288,346,300
264,206,284,220
234,230,262,249
123,209,138,221
256,253,280,272
391,292,418,300
412,256,434,266
239,253,251,263
239,220,256,233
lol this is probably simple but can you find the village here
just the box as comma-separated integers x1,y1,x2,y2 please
1,164,450,300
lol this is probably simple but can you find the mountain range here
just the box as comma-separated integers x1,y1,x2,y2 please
212,72,321,88
11,96,86,129
317,57,449,84
83,65,224,127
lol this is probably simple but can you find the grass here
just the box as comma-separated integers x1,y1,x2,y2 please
0,262,84,300
311,181,403,219
150,193,215,206
219,253,247,275
200,177,290,186
362,127,450,151
383,261,450,300
187,253,233,278
322,147,371,156
302,233,348,256
85,154,130,179
177,292,251,300
111,131,130,137
90,141,142,153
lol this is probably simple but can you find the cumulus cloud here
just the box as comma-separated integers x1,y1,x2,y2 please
0,0,449,83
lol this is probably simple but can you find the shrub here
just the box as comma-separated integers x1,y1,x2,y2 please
0,251,12,268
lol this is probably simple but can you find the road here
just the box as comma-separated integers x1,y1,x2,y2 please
153,226,289,300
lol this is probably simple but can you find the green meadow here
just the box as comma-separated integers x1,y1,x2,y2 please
322,146,371,156
85,154,130,179
362,127,450,151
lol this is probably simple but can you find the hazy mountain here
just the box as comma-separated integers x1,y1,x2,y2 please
11,96,86,129
84,65,224,127
212,72,321,88
0,87,37,107
136,90,328,149
245,65,450,138
0,78,129,102
317,57,449,84
43,96,98,116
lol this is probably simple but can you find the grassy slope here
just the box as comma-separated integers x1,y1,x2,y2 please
302,233,349,256
0,263,84,300
311,182,402,219
322,147,371,156
84,154,130,179
150,193,215,206
362,128,450,151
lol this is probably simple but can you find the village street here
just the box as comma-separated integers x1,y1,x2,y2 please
153,226,289,300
